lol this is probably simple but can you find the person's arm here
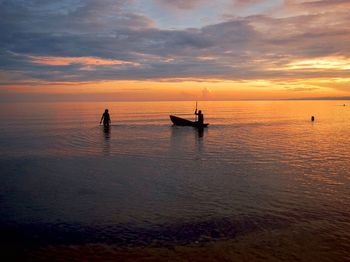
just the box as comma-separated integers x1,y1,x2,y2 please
100,114,104,124
194,109,198,115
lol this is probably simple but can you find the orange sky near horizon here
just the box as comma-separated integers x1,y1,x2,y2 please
3,77,349,101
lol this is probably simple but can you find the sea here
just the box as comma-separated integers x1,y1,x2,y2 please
0,101,349,261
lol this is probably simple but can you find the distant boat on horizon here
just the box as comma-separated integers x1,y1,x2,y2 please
169,115,209,128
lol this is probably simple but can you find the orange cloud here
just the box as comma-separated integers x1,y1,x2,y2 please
29,56,140,66
285,57,350,70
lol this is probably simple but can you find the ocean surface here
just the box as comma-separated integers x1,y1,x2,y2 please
0,101,349,261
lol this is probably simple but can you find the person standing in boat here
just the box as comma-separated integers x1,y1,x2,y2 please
100,109,111,127
195,109,204,125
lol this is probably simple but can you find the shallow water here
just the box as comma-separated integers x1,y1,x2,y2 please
0,101,349,261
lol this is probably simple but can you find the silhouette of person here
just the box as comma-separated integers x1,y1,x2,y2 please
195,109,204,125
100,109,111,127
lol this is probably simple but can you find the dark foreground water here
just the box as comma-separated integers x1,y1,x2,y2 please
0,101,349,261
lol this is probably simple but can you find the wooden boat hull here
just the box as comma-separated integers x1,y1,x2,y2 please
169,115,209,128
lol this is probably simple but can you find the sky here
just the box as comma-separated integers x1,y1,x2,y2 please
0,0,350,101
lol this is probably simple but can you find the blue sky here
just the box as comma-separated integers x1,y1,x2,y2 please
129,0,285,29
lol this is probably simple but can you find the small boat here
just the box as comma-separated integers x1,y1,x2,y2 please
169,115,209,128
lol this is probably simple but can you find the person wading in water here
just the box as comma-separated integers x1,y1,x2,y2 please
100,109,111,127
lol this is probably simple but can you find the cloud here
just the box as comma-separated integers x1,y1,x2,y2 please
29,55,140,66
201,87,212,99
154,0,208,10
284,87,320,92
278,0,350,16
231,0,278,9
0,0,349,88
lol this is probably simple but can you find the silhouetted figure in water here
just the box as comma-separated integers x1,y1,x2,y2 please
197,126,204,138
195,109,204,125
311,116,315,122
103,123,110,140
103,124,110,136
101,123,111,155
100,109,111,127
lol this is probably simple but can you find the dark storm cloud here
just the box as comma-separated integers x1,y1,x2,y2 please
0,0,350,84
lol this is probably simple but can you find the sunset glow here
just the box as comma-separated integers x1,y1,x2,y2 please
1,0,350,101
1,2,350,259
29,56,140,67
286,57,350,70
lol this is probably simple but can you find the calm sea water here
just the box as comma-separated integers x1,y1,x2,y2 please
0,101,349,261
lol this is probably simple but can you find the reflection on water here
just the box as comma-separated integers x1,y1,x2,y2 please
0,101,349,261
197,126,204,138
102,125,111,156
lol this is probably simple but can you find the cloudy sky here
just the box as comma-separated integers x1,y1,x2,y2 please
1,0,350,101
